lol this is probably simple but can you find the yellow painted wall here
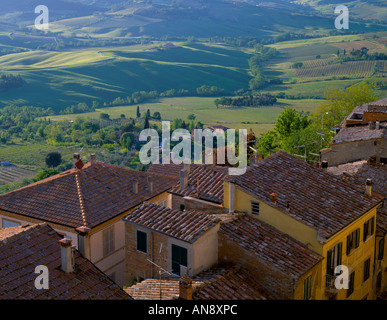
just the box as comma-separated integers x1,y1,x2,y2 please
319,209,377,300
224,181,381,300
224,182,321,254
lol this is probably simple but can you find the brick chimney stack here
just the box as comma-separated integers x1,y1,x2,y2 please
59,238,75,273
76,226,91,260
179,274,193,300
180,169,188,190
365,178,372,196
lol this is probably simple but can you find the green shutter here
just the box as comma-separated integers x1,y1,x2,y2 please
327,249,332,275
363,221,368,242
355,229,360,248
378,238,385,260
346,235,351,256
337,242,342,266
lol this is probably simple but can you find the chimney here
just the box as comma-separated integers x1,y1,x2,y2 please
133,180,138,194
90,154,96,165
369,122,376,130
180,169,188,190
376,120,380,130
179,274,193,300
76,226,91,260
365,178,372,196
73,153,80,164
321,160,328,170
59,238,75,273
147,176,153,193
270,193,278,204
183,163,191,174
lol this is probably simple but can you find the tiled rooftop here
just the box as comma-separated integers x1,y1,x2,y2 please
0,161,177,229
123,202,220,243
125,265,276,300
169,165,229,204
328,161,387,231
0,223,131,300
330,124,386,145
220,214,323,279
226,151,382,239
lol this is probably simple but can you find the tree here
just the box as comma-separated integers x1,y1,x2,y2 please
144,114,150,129
152,111,161,120
147,109,151,118
45,152,62,168
34,168,59,182
120,132,134,150
136,106,141,118
275,107,310,138
187,114,196,120
100,113,110,120
312,81,378,127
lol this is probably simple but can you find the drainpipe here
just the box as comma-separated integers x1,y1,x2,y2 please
150,231,154,278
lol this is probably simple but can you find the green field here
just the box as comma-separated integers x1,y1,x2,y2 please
46,96,322,137
0,43,252,111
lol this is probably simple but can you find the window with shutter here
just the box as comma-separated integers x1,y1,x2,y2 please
137,230,147,253
346,228,360,255
363,217,375,242
304,276,312,300
171,244,188,276
378,238,385,260
347,271,355,297
103,227,114,257
363,258,370,282
251,201,260,216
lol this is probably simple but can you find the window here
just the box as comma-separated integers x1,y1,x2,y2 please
251,201,260,216
2,219,20,228
326,242,342,287
303,275,312,300
347,271,355,298
346,228,360,255
103,227,114,257
363,258,370,282
136,230,147,253
171,244,187,276
363,217,375,242
378,238,385,260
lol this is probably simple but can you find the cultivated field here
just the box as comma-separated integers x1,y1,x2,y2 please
0,166,37,185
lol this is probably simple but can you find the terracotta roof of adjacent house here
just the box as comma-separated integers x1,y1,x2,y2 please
226,151,382,239
0,223,131,300
147,163,199,178
220,214,322,279
330,124,387,145
328,161,387,231
123,202,220,243
0,161,177,229
125,264,276,300
169,165,229,204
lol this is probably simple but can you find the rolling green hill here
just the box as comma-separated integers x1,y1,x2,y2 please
0,43,252,111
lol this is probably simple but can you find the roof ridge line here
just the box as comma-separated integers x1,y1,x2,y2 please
75,171,88,227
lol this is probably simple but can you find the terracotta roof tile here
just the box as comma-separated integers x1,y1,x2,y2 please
328,162,387,231
226,151,382,238
123,202,220,243
0,161,177,229
169,165,229,204
220,214,323,279
125,265,276,300
0,223,131,300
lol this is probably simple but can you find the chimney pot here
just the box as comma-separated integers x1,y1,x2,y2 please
147,176,153,193
179,274,193,300
369,122,376,130
76,226,91,259
73,153,80,163
59,238,75,273
365,178,372,196
270,193,278,203
90,154,96,165
133,181,139,194
180,169,188,190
